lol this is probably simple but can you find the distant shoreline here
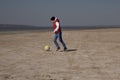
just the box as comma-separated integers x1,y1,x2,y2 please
0,24,120,32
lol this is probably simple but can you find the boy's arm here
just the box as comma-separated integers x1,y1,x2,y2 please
54,22,59,33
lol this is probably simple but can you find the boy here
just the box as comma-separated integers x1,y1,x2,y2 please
50,16,67,51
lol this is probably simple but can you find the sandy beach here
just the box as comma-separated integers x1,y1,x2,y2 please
0,28,120,80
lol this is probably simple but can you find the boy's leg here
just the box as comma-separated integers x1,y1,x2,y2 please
58,32,67,50
53,34,60,50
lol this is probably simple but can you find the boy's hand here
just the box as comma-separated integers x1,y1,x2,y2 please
53,30,56,33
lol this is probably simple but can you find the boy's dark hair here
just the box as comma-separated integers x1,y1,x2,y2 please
51,16,55,21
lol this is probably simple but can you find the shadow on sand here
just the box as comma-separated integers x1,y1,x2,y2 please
66,49,77,52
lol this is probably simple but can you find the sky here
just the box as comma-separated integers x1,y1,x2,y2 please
0,0,120,26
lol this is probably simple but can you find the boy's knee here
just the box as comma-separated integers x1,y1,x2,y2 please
59,36,63,42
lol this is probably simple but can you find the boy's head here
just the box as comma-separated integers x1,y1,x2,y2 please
50,16,55,22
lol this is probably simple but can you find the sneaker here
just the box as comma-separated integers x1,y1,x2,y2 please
64,47,67,51
56,47,60,51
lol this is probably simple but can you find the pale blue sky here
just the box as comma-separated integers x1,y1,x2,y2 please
0,0,120,26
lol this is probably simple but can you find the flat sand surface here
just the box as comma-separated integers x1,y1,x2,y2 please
0,29,120,80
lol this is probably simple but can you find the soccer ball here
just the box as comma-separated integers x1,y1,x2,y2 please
44,45,50,51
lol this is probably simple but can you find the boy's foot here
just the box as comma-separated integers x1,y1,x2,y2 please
64,47,67,51
56,47,60,51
